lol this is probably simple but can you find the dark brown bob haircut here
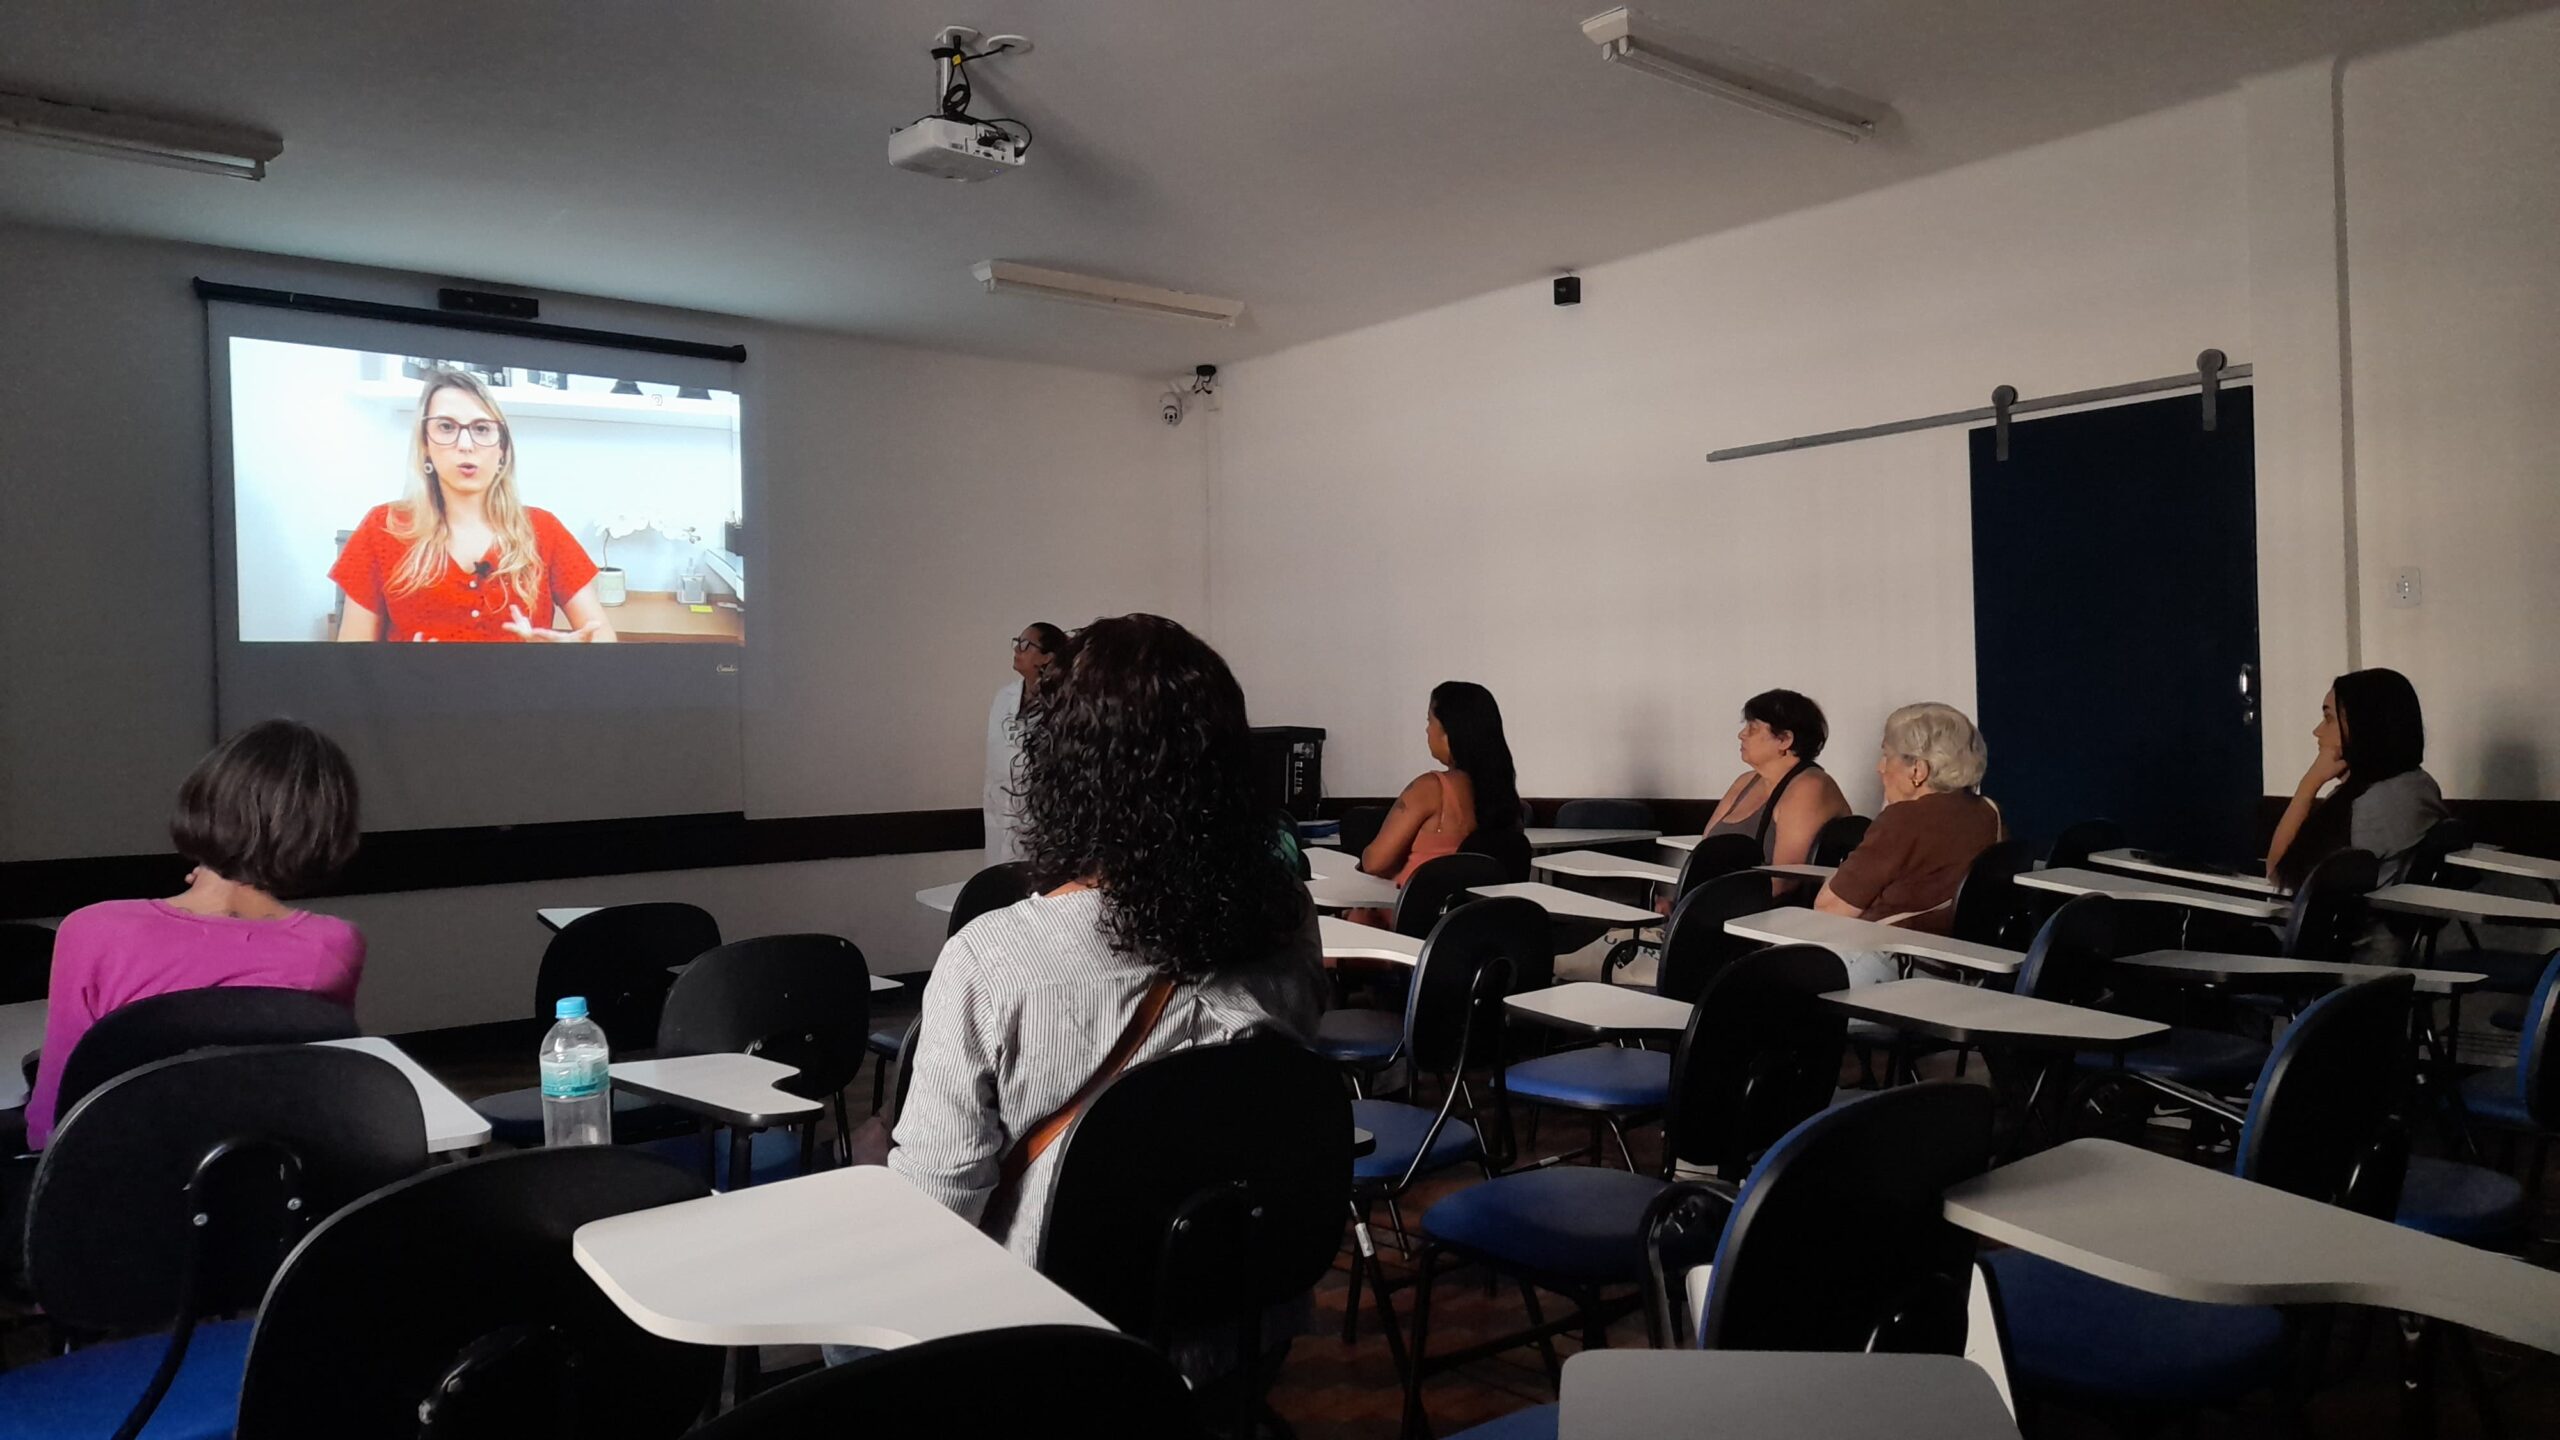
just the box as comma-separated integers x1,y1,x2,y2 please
169,719,362,899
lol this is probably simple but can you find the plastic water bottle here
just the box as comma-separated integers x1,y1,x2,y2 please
539,996,612,1147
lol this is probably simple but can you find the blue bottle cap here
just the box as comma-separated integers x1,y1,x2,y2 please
555,996,589,1020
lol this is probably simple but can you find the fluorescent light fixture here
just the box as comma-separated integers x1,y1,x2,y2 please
1580,9,1876,142
971,261,1244,326
0,89,283,180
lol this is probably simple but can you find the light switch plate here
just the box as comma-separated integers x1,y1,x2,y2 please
2388,566,2423,609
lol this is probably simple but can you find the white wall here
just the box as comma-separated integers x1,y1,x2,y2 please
1211,98,2260,815
2342,8,2560,801
0,222,1202,1028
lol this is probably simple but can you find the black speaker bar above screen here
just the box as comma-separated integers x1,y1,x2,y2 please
192,279,749,364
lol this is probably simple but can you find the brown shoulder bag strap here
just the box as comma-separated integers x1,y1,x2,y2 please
995,973,1180,1194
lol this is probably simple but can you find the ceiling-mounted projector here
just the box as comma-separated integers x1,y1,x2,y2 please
888,25,1034,181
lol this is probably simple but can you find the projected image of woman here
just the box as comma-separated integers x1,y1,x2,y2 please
328,368,617,642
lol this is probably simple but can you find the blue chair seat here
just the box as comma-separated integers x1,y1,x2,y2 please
867,1027,904,1057
1984,1250,2289,1409
637,1126,825,1190
2394,1156,2528,1249
1449,1402,1560,1439
2077,1027,2269,1088
1314,1009,1404,1066
472,1085,698,1147
1423,1166,1669,1284
1504,1046,1671,1112
0,1317,253,1439
2458,1066,2532,1130
1351,1096,1480,1183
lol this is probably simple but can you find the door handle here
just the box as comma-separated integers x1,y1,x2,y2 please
2237,661,2258,728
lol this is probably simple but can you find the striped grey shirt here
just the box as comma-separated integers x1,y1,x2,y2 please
887,887,1326,1262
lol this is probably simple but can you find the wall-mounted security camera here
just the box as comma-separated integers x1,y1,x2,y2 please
1160,390,1187,426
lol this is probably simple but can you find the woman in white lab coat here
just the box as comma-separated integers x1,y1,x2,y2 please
985,622,1067,864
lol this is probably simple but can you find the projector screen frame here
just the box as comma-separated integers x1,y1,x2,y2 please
191,279,748,364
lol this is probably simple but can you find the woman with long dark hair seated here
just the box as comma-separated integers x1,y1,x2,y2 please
1358,680,1523,884
889,614,1324,1256
2265,667,2449,890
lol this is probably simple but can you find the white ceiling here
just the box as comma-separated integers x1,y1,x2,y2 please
0,0,2545,376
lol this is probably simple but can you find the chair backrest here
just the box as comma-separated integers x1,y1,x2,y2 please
2046,818,2125,870
2011,895,2124,1006
2513,949,2560,1130
27,1046,429,1335
1337,804,1390,861
1700,1082,1995,1354
658,933,874,1098
1404,896,1548,1074
1809,814,1872,867
948,862,1036,937
1393,852,1509,939
1038,1036,1350,1340
1947,840,2030,948
2402,818,2476,889
237,1147,720,1439
0,920,54,1003
2280,847,2380,960
1674,833,1766,903
536,902,721,1044
1457,826,1532,883
1556,798,1656,831
2235,971,2416,1218
890,1012,926,1122
686,1326,1204,1440
54,985,359,1120
1665,944,1850,1178
1655,871,1785,1005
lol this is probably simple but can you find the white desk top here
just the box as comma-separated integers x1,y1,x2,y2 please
1822,978,2167,1051
1560,1351,2017,1440
1301,846,1405,910
1725,907,2024,977
2448,847,2560,885
1525,827,1661,853
2117,948,2485,997
1319,916,1424,966
1756,863,1838,882
1,997,45,1111
610,1053,820,1129
1506,982,1692,1037
1944,1139,2560,1354
1470,882,1663,927
1656,834,1703,853
1533,850,1679,885
573,1164,1109,1349
2086,849,2284,897
2016,866,2288,920
537,906,602,932
315,1036,491,1153
915,882,964,915
2369,883,2560,927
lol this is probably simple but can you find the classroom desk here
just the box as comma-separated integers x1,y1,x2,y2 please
1305,847,1405,911
610,1054,820,1131
1524,828,1661,853
1820,979,2166,1051
1724,907,2024,978
2015,866,2288,921
1506,982,1692,1038
2115,949,2486,997
1559,1351,2017,1440
915,883,965,915
1320,916,1424,966
316,1036,492,1153
573,1165,1109,1350
1470,882,1664,928
1657,834,1703,853
1,997,45,1110
2087,848,2285,897
1756,863,1839,883
1942,1138,2560,1355
2447,847,2560,898
2368,883,2560,928
1532,850,1679,885
538,906,601,932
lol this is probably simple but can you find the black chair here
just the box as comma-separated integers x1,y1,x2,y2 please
870,861,1034,1111
0,1046,429,1440
1987,973,2415,1428
2013,896,2271,1115
689,1326,1204,1440
1040,1036,1350,1436
1596,833,1764,982
1316,852,1520,1087
1401,947,1853,1434
1457,826,1532,883
1553,799,1655,832
1395,852,1509,939
472,903,722,1147
1339,804,1391,862
1948,839,2032,950
235,1147,720,1438
2279,847,2380,961
52,986,358,1121
1809,813,1871,867
0,920,55,1003
644,933,874,1188
2046,818,2125,871
1632,870,1787,1003
2401,822,2551,994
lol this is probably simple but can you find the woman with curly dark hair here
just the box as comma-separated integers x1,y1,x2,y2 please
890,613,1323,1257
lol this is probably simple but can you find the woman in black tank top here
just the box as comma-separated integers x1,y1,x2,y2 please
1697,689,1854,866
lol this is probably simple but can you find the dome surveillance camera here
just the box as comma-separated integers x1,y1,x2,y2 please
1160,393,1185,426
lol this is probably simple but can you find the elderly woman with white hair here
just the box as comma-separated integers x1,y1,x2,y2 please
1813,702,2002,983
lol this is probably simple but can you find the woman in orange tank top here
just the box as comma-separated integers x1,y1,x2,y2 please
1354,683,1522,923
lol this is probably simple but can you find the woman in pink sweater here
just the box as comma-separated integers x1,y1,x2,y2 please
23,719,365,1147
